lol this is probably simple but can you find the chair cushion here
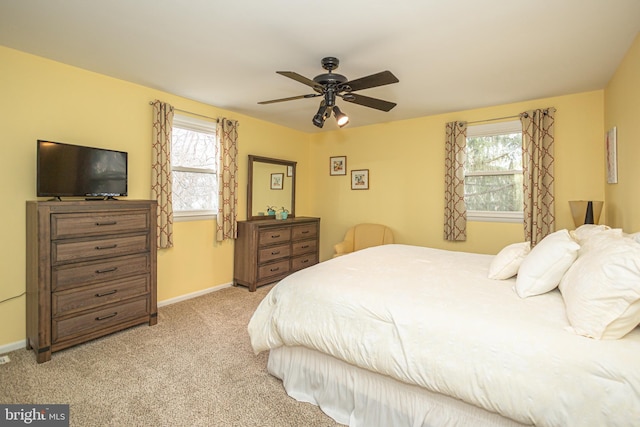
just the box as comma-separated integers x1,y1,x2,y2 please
353,224,392,251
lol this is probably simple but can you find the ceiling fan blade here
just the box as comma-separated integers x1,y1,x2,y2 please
258,93,321,105
277,71,323,91
341,93,397,112
341,70,399,92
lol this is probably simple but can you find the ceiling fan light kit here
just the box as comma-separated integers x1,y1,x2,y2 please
259,57,399,129
333,105,349,127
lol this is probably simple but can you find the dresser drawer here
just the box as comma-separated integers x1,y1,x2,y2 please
291,254,318,272
52,275,150,317
52,234,149,264
52,253,150,291
292,224,317,240
258,244,291,263
258,228,291,246
258,259,290,281
51,211,150,239
53,296,149,343
292,239,317,256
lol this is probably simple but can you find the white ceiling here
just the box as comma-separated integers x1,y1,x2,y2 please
1,1,639,133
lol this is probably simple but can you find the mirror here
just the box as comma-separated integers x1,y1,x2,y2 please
247,155,296,220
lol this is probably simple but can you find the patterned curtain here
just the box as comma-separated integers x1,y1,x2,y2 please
520,108,556,246
216,118,239,241
444,121,468,241
151,100,174,249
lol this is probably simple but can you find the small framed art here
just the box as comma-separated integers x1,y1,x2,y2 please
330,156,347,176
270,173,284,190
287,165,293,177
351,169,369,190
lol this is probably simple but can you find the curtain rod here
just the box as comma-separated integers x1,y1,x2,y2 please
148,101,219,122
466,114,520,125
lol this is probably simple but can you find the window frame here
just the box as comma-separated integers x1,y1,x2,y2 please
171,114,218,222
465,120,524,223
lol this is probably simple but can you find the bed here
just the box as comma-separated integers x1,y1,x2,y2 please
248,229,640,426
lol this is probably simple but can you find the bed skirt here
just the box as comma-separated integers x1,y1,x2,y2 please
268,346,529,427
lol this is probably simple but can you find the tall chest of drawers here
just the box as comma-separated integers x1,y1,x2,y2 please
233,217,320,292
26,200,157,363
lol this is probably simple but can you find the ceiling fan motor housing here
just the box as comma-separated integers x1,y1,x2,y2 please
313,73,348,86
258,56,399,127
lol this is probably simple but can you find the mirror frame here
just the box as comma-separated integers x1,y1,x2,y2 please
247,155,297,220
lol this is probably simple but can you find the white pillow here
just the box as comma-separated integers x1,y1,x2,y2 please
625,232,640,244
569,224,610,243
559,237,640,339
578,228,624,255
514,229,580,298
488,242,531,280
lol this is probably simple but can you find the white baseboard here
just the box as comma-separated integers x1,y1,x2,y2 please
0,339,27,355
158,282,233,307
1,283,233,355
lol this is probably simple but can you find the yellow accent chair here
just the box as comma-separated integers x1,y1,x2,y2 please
333,223,394,258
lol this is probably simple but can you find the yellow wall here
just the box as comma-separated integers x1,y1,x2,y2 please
0,46,309,348
605,33,640,231
310,91,605,260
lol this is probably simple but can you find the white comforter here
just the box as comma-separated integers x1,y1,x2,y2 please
248,244,640,426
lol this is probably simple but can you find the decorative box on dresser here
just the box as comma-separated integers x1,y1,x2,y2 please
26,200,157,363
234,217,320,292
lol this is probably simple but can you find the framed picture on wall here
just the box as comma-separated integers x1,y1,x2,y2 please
606,127,617,184
330,156,347,176
270,173,284,190
351,169,369,190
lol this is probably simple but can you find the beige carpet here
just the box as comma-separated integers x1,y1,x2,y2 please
0,285,342,426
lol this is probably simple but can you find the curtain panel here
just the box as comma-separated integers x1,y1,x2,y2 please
444,121,468,241
151,100,174,249
520,108,556,246
216,118,239,241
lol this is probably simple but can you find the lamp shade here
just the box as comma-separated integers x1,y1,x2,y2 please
569,200,603,227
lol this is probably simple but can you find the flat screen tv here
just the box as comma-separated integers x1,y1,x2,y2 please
37,140,128,199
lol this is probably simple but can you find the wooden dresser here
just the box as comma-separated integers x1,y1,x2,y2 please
233,217,320,291
26,200,157,363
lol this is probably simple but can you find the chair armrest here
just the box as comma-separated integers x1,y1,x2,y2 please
333,240,353,258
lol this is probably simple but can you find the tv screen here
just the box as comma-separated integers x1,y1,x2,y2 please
37,140,128,198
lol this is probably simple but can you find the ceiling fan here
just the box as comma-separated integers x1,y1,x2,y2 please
258,57,399,128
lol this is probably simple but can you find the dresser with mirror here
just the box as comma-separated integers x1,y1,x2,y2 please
233,155,320,291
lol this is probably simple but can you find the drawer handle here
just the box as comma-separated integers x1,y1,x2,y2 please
95,290,117,297
270,267,280,272
302,230,310,234
271,250,280,255
96,312,117,321
96,221,117,226
301,260,309,264
301,245,309,249
271,234,281,238
95,244,118,250
96,267,118,274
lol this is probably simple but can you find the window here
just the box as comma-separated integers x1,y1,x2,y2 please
171,115,218,220
465,120,523,222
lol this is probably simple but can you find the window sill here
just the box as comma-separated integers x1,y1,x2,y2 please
467,211,523,223
174,211,217,222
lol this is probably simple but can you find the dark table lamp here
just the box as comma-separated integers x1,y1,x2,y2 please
569,200,603,227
